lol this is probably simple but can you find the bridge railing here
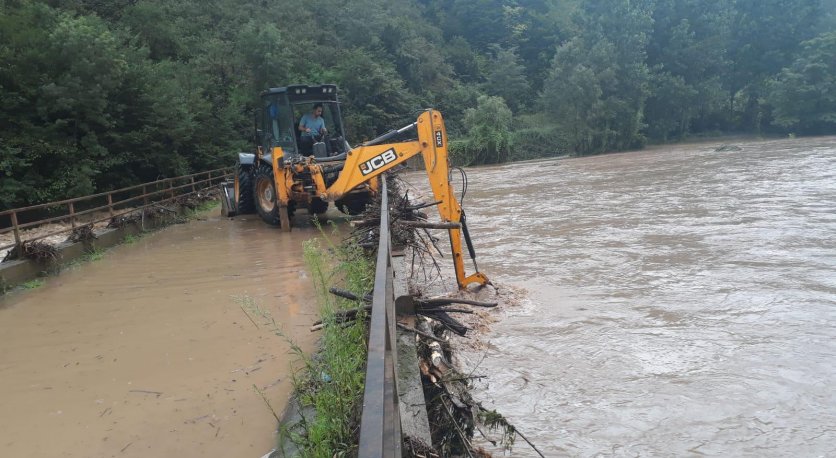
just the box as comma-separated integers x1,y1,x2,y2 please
0,167,233,255
358,175,403,457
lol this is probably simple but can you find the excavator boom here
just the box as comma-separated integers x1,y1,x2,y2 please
320,110,489,289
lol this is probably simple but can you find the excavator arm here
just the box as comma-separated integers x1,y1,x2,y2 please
319,110,489,289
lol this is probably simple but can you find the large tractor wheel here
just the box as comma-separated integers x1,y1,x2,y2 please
308,197,329,215
336,194,371,216
253,164,295,228
236,165,255,214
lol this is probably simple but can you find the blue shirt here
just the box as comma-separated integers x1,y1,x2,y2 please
300,114,325,136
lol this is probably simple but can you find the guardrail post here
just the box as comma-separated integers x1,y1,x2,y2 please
68,202,76,228
208,171,213,187
190,177,196,193
142,185,149,206
10,211,22,250
169,179,175,201
107,193,114,218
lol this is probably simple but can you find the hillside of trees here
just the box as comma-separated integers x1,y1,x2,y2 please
2,0,835,209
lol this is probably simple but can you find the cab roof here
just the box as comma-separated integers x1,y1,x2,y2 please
261,84,339,97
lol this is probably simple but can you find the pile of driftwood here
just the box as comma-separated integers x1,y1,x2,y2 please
349,176,451,283
107,211,142,229
106,188,217,229
174,189,216,209
2,240,60,263
67,224,98,243
107,205,178,230
409,297,494,457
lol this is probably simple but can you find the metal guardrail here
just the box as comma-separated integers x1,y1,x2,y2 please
358,175,403,457
0,167,233,253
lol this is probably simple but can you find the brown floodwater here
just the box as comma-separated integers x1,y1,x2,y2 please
454,137,836,456
0,210,327,458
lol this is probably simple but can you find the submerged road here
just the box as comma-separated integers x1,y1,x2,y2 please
0,210,325,458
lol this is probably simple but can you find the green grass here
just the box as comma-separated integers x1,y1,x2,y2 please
83,247,105,262
181,199,220,220
123,233,141,244
21,278,45,289
195,199,220,213
278,231,373,457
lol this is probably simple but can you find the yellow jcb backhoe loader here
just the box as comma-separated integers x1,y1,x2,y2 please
220,84,488,289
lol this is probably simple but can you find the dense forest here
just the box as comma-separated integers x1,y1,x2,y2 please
2,0,835,208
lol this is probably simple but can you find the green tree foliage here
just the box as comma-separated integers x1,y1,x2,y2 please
1,4,140,207
541,0,652,154
644,0,730,138
454,95,513,165
768,32,836,134
724,0,822,130
2,0,836,208
483,46,531,113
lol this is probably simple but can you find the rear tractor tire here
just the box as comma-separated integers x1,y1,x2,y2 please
253,164,295,226
236,165,255,214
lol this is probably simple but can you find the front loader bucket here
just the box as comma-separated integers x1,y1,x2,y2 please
220,181,237,217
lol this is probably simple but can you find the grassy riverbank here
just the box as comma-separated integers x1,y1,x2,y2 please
281,230,373,456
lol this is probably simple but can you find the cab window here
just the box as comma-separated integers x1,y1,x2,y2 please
293,102,342,137
262,95,295,146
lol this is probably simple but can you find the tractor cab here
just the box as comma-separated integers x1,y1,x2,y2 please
258,84,350,161
222,83,371,222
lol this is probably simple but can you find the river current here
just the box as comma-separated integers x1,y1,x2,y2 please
456,137,836,456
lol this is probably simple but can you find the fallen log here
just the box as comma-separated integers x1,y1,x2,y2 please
404,200,442,211
311,305,372,327
397,323,446,343
422,311,470,336
416,319,452,374
401,221,462,230
417,298,498,308
417,307,474,315
328,287,371,303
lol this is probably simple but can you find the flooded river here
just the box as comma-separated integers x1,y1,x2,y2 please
456,137,836,456
0,211,324,458
1,138,833,457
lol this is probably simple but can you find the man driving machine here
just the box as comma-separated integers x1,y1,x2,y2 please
298,103,327,155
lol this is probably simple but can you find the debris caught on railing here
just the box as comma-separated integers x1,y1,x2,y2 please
67,225,98,243
2,240,60,263
350,176,446,284
107,212,142,229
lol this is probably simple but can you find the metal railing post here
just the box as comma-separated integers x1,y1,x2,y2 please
107,193,114,218
190,176,196,193
142,185,149,206
68,202,76,228
10,211,22,249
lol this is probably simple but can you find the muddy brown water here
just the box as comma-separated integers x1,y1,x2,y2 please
452,137,836,456
0,210,328,458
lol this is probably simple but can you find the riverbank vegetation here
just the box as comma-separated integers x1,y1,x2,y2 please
285,232,373,456
2,0,835,208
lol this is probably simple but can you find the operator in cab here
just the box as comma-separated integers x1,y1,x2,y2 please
299,103,328,153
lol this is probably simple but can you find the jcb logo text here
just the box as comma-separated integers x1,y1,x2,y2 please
360,149,398,176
